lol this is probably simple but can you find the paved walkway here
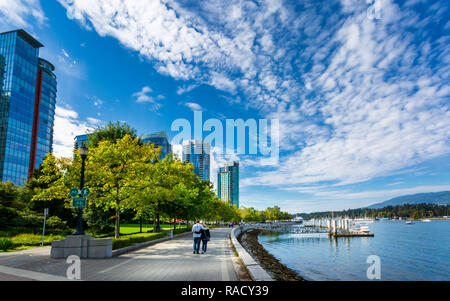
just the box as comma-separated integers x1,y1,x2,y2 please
0,227,238,281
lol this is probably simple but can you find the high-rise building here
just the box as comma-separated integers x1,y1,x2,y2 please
142,131,172,159
182,140,210,181
0,29,56,185
29,58,57,178
217,161,239,207
74,134,90,150
0,54,5,93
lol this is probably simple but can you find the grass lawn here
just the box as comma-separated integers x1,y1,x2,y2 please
0,223,191,252
0,233,66,252
120,223,188,234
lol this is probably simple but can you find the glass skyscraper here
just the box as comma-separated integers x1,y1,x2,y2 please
142,131,172,159
217,161,239,207
0,30,56,185
74,134,90,150
29,58,57,178
182,140,210,181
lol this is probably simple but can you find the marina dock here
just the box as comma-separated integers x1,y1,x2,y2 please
307,218,375,237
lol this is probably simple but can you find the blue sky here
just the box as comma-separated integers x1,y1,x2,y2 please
1,0,449,213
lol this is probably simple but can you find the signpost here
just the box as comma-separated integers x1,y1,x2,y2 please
69,188,79,197
72,197,87,208
69,187,89,208
80,187,90,197
41,208,49,247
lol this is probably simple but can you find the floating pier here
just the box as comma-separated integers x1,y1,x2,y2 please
307,218,375,237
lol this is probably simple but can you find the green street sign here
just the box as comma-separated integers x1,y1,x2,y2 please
72,197,86,208
69,188,79,198
80,187,90,197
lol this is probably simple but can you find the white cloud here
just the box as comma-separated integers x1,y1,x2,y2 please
90,96,103,108
58,0,450,194
53,106,98,158
284,184,450,208
183,102,203,111
0,0,46,28
62,49,70,58
176,83,199,95
132,86,162,111
172,144,183,160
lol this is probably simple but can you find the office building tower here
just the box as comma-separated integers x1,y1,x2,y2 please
217,161,239,207
182,140,210,181
74,134,90,150
0,29,56,185
28,58,56,178
0,54,5,92
142,131,172,159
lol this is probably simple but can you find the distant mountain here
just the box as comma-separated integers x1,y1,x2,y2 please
367,191,450,209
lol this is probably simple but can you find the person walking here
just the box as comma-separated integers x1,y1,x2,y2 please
192,220,204,254
200,223,211,254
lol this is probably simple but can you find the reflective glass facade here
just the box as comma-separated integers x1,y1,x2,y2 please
30,58,56,176
0,30,55,185
142,131,172,159
217,161,239,207
182,140,210,181
74,134,90,150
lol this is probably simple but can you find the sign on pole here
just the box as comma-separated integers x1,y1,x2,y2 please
80,187,90,197
72,197,87,208
42,208,49,246
69,188,79,197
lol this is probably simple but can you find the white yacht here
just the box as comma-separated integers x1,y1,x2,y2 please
292,216,304,224
353,217,375,224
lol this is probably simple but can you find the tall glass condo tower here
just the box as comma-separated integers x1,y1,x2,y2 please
182,140,210,181
142,131,172,159
217,161,239,207
0,30,56,185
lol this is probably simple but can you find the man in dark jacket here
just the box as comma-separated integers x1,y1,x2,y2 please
200,223,211,254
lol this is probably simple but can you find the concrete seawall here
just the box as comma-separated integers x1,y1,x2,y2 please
230,226,274,281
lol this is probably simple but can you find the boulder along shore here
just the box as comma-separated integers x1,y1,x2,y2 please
237,228,304,281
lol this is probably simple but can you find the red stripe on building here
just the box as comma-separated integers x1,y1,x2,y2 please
28,69,43,180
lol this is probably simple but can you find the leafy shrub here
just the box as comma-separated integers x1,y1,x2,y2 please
0,205,20,228
46,216,68,230
13,209,43,228
112,232,166,250
0,238,13,251
173,228,190,235
10,233,65,247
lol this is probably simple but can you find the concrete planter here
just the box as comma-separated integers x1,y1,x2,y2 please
51,235,112,259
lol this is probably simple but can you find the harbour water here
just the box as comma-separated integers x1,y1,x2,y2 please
257,220,450,281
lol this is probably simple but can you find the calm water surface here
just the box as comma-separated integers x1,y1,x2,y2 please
258,220,450,281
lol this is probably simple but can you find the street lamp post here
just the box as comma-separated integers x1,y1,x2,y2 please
74,145,89,235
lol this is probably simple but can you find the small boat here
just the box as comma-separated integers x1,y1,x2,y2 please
292,217,304,224
353,217,375,224
359,225,370,232
405,221,414,224
422,219,431,222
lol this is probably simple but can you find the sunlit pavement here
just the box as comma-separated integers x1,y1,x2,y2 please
0,227,238,281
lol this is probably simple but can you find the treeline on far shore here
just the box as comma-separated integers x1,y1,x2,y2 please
295,203,450,220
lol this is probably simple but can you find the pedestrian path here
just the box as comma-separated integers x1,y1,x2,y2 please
0,227,238,281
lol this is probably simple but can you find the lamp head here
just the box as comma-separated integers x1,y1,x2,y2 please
79,145,89,157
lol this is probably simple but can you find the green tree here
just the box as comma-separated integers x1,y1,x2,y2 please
88,121,139,148
27,154,75,225
87,134,158,238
